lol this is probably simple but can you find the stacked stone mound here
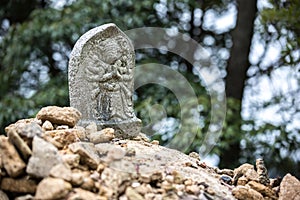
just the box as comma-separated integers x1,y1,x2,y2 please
0,106,299,200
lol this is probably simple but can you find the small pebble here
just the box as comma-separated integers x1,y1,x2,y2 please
199,162,207,168
154,154,161,160
189,152,200,160
126,148,136,157
42,120,54,131
56,125,69,130
151,140,159,145
220,175,232,185
237,176,248,186
131,181,141,188
206,187,215,195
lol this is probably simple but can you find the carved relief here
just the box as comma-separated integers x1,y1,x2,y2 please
85,36,134,122
69,23,141,138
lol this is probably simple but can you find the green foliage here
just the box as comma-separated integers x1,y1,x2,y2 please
261,0,300,64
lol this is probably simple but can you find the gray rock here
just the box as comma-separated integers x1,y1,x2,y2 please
19,122,44,138
35,177,72,200
69,142,100,169
50,163,72,181
36,106,81,127
26,136,63,178
0,136,26,178
62,153,80,168
279,173,300,200
95,142,126,160
74,125,87,140
5,119,43,139
68,23,141,138
106,146,126,161
85,122,97,138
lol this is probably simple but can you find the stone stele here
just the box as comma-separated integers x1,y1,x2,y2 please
69,23,141,138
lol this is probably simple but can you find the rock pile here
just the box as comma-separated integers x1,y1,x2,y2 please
0,106,299,200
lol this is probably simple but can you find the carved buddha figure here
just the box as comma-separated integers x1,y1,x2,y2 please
85,37,133,122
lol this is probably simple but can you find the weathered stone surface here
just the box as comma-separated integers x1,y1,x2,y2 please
0,190,9,200
35,177,72,200
132,132,150,142
95,143,116,155
278,173,300,200
220,174,233,185
244,166,259,182
95,143,126,161
0,131,238,200
69,142,100,169
74,126,87,140
44,129,81,148
68,23,141,138
85,122,97,137
70,171,86,186
17,122,44,138
125,147,136,157
50,163,72,181
42,120,54,131
106,146,126,161
0,177,37,193
237,176,247,186
26,136,63,178
186,184,201,195
126,187,144,200
233,163,256,184
256,158,270,185
101,168,132,196
36,106,81,127
5,119,43,139
247,181,277,199
7,128,32,160
0,136,26,178
216,168,234,177
67,188,106,200
80,176,95,191
62,154,80,168
232,185,264,200
89,128,115,144
188,152,200,160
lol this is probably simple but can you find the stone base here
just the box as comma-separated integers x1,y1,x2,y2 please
79,118,142,139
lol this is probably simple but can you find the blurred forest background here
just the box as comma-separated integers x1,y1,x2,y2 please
0,0,299,178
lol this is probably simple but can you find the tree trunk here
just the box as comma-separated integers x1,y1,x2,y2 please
220,0,257,168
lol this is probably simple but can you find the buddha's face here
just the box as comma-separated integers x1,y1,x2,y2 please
100,39,122,64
